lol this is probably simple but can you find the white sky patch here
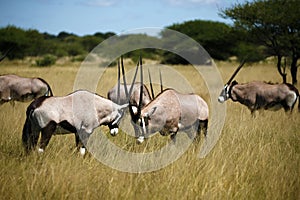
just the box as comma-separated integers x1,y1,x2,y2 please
84,0,117,7
166,0,220,6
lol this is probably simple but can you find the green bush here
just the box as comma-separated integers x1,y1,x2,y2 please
36,54,56,67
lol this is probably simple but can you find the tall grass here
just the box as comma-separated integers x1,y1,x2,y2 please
0,60,299,199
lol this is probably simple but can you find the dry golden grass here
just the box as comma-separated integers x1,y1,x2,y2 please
0,59,299,199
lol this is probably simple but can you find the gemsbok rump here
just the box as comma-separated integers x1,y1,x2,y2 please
0,74,53,105
218,61,300,114
131,57,209,143
22,89,128,155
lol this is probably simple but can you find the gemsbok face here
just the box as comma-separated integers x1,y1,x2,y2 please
218,61,300,114
22,90,128,155
0,74,53,106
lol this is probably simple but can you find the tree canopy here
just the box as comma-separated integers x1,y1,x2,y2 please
221,0,300,84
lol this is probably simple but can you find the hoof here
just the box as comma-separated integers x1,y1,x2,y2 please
137,136,145,144
38,148,44,153
79,147,86,156
110,128,119,136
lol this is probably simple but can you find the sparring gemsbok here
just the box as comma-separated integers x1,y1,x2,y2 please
107,57,156,139
0,74,53,106
131,57,209,143
218,61,300,114
22,90,129,155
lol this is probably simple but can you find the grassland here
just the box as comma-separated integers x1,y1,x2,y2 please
0,59,299,199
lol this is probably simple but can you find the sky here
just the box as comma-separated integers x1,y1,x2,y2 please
1,0,250,36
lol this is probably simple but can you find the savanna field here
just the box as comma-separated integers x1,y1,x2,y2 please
0,58,299,199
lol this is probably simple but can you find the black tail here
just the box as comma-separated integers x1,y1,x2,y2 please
22,116,34,152
198,119,208,138
37,78,53,96
298,94,300,112
22,102,42,152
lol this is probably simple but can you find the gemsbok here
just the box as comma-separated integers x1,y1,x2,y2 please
22,89,129,155
0,74,53,106
21,57,139,155
0,48,52,105
218,61,300,114
131,57,209,143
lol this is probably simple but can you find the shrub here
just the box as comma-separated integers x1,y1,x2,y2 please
36,54,56,67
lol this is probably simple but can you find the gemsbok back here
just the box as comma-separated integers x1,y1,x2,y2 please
22,89,129,155
0,74,53,106
218,61,300,114
130,57,209,143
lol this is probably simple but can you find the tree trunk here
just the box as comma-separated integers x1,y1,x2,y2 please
290,54,298,85
276,55,286,83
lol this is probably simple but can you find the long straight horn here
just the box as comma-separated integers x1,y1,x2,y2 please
159,69,163,93
121,56,129,99
148,68,155,99
226,59,246,85
138,56,143,115
128,59,139,102
117,59,121,104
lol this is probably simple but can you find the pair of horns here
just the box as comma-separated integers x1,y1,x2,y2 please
116,56,139,104
148,68,163,99
116,55,163,116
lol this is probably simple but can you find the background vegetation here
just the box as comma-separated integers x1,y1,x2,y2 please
1,0,299,84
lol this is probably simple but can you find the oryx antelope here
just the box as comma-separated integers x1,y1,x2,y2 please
218,61,300,114
22,89,128,155
131,57,209,143
0,74,53,105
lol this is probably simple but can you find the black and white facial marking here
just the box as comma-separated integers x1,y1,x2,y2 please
218,61,246,104
218,81,238,103
218,84,230,103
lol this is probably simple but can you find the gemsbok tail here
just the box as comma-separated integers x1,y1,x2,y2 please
37,78,53,96
22,104,41,152
298,94,300,112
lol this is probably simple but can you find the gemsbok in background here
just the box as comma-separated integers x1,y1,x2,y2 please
0,74,53,106
218,61,300,114
0,48,53,105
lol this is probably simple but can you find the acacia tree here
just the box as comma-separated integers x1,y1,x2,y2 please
222,0,300,84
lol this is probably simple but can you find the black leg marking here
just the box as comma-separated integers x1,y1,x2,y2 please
40,121,56,150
